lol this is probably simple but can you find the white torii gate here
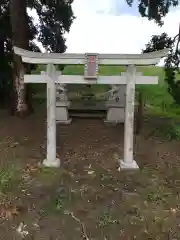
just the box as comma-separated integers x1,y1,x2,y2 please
14,47,169,170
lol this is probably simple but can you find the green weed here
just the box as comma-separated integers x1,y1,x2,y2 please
0,165,21,194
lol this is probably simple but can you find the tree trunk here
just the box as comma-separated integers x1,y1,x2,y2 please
0,5,6,107
0,35,5,107
10,0,32,116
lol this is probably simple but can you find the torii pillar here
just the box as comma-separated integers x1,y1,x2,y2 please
119,65,138,170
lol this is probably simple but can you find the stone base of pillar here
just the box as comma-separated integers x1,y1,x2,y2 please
105,106,124,124
42,158,61,167
118,159,139,171
56,101,71,124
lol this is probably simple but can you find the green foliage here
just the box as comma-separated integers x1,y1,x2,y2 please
0,0,75,107
151,121,180,140
33,64,179,116
127,1,180,105
143,33,173,52
142,31,180,105
126,0,179,25
164,50,180,105
0,165,21,194
28,0,75,53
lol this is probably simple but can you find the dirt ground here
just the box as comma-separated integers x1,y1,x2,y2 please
1,108,180,239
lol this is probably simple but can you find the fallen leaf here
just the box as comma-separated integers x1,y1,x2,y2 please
170,208,177,214
23,164,39,174
16,222,29,237
87,171,95,175
10,142,19,148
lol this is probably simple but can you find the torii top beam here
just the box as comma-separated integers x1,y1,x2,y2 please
14,47,169,66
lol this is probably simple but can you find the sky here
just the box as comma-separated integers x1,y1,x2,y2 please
30,0,180,55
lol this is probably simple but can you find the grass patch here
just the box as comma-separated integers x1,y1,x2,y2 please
37,166,61,184
45,188,70,213
63,65,180,119
0,165,21,194
154,123,180,140
145,116,180,140
31,64,180,139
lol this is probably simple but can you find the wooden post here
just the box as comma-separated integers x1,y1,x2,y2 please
119,65,139,170
43,64,60,167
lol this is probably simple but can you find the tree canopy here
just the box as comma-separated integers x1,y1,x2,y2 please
1,0,180,109
130,0,180,105
27,0,74,53
0,0,75,108
126,0,179,25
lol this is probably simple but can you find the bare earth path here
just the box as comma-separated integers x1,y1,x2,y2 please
1,109,180,239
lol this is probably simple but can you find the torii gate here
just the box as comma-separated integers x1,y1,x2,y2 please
14,47,169,170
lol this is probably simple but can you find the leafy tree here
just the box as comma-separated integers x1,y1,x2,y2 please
124,0,180,134
0,0,74,115
142,31,180,104
10,0,32,116
135,33,174,134
28,0,74,53
0,1,12,107
126,0,179,25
